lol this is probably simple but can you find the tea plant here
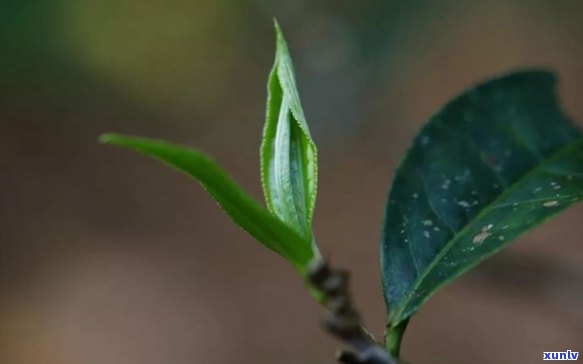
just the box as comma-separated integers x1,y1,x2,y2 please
100,22,583,363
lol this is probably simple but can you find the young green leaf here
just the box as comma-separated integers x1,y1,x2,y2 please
260,21,318,241
381,70,583,328
100,134,315,271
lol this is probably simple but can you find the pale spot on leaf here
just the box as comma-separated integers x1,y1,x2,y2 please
472,224,493,244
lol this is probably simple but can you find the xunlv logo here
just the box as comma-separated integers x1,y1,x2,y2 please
543,351,579,361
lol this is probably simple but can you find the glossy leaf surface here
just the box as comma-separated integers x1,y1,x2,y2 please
261,22,317,240
101,134,315,271
381,71,583,327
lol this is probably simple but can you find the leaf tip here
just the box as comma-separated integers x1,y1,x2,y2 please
99,133,122,145
272,19,289,54
273,18,283,38
99,133,139,149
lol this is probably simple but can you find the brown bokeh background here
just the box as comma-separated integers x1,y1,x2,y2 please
1,1,582,363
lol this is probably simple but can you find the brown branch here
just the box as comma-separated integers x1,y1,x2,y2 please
307,260,398,364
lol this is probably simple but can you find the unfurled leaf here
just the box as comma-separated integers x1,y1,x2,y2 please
100,134,315,271
380,71,583,327
260,21,318,241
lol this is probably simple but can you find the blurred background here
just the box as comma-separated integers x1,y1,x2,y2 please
1,1,582,363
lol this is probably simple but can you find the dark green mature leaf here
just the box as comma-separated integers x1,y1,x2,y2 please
261,21,318,241
100,134,315,271
381,70,583,327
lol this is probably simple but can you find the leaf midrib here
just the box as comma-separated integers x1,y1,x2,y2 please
389,137,583,325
